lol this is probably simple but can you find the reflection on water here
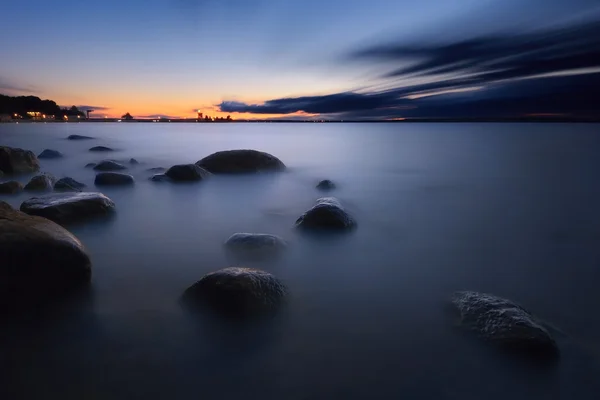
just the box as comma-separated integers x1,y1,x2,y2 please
1,122,600,399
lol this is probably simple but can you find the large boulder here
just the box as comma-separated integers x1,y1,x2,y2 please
182,267,287,316
67,134,94,140
165,164,212,182
0,201,92,309
24,173,57,192
196,150,285,174
0,181,24,194
316,179,336,191
20,192,115,225
95,172,134,186
295,197,356,231
0,146,40,174
224,233,288,262
38,149,63,159
451,291,559,358
93,160,126,171
89,146,113,152
54,177,86,192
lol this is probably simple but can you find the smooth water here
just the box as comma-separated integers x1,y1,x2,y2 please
1,122,600,399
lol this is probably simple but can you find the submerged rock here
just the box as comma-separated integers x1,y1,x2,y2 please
67,134,94,140
196,150,285,174
54,177,86,191
0,146,40,174
295,197,356,231
24,173,56,191
316,179,336,190
0,202,91,308
0,181,24,194
89,146,113,152
95,172,134,186
149,174,170,182
38,149,63,159
224,233,288,262
147,167,165,173
129,158,139,165
165,164,212,182
182,267,286,316
85,162,97,168
451,291,559,358
20,192,115,224
93,160,126,171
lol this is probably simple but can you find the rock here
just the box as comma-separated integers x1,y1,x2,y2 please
67,134,94,140
93,160,126,171
94,172,134,186
38,149,63,159
0,171,3,178
147,167,165,173
150,174,170,182
316,179,336,190
129,158,139,165
0,202,91,308
0,146,40,174
182,267,286,316
89,146,113,152
54,177,86,192
295,197,356,231
451,291,559,358
85,162,97,168
0,181,24,194
165,164,212,182
24,173,56,192
224,233,288,262
20,192,115,224
196,150,285,174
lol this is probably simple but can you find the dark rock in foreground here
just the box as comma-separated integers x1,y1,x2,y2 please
451,291,559,358
20,192,115,224
182,267,286,316
54,177,86,192
165,164,212,182
24,173,56,192
67,134,94,140
196,150,285,174
95,172,134,186
93,160,126,171
0,181,24,194
0,201,91,309
89,146,113,152
85,162,97,168
0,146,40,174
38,149,63,159
224,233,288,262
295,197,356,231
316,179,336,190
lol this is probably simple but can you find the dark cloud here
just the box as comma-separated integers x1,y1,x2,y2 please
76,105,111,111
220,17,600,119
0,78,37,94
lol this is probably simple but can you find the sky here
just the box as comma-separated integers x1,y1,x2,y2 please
2,0,600,119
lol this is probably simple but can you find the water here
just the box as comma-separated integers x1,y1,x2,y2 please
2,122,600,399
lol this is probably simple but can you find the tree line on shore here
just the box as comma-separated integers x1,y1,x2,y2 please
0,94,86,119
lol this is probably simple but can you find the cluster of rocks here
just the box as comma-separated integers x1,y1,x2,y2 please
0,143,561,361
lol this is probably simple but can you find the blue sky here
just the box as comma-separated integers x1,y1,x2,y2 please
2,0,600,118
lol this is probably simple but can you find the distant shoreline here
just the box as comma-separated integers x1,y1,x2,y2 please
2,118,600,123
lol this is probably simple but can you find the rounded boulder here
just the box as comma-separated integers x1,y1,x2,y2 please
196,150,285,174
24,173,57,192
165,164,212,182
0,181,24,194
451,291,559,359
0,202,92,309
95,172,134,186
182,267,286,316
93,160,126,171
38,149,63,159
316,179,336,190
89,146,114,152
295,197,356,231
0,146,40,174
67,134,94,140
54,177,86,191
20,192,115,225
